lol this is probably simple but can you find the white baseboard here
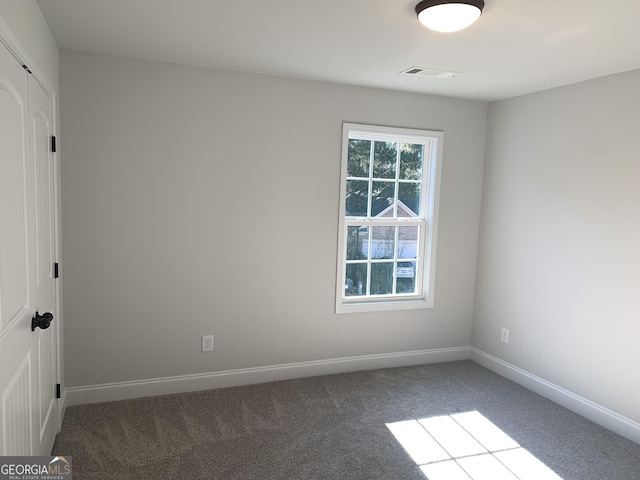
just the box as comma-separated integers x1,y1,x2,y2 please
470,348,640,445
66,346,471,406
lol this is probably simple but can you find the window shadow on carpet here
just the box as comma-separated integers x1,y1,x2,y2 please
387,411,563,480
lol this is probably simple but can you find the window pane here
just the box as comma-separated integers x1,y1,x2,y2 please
345,179,369,217
396,261,416,294
346,226,368,260
398,226,419,259
400,143,424,180
398,182,421,217
371,181,395,217
345,263,368,297
348,139,371,178
371,262,393,295
373,141,397,179
371,226,396,259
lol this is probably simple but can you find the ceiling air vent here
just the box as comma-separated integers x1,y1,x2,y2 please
400,66,460,79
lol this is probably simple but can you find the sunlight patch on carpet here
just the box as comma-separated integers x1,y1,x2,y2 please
386,411,563,480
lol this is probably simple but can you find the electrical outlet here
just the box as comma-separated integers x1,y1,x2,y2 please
201,335,214,352
501,328,510,344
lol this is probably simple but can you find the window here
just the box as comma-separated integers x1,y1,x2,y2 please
336,123,443,313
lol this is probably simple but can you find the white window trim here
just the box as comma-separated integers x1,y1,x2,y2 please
335,123,443,314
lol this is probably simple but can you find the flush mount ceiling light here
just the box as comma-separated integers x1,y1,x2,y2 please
415,0,484,33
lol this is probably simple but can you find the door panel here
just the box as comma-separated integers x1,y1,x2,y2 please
0,49,29,335
29,70,58,455
0,40,32,457
0,41,58,456
33,108,54,289
2,353,32,455
38,331,56,443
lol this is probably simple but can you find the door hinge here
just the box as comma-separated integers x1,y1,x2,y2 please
54,262,59,279
51,136,57,153
56,384,61,399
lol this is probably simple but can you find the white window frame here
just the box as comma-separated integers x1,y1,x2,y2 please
335,123,443,314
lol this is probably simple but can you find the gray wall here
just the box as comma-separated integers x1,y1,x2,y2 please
0,0,58,84
60,50,487,387
473,69,640,423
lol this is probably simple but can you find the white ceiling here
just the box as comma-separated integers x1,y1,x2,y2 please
37,0,640,101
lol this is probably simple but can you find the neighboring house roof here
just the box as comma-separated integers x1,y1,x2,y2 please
376,200,417,218
345,194,418,218
345,197,418,242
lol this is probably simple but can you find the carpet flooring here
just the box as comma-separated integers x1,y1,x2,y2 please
52,360,640,479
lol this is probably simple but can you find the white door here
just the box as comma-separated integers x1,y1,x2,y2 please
0,41,59,455
28,66,59,456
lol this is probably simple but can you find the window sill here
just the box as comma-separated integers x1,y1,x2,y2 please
336,297,433,314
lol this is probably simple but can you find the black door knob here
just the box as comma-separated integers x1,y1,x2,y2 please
32,311,53,331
